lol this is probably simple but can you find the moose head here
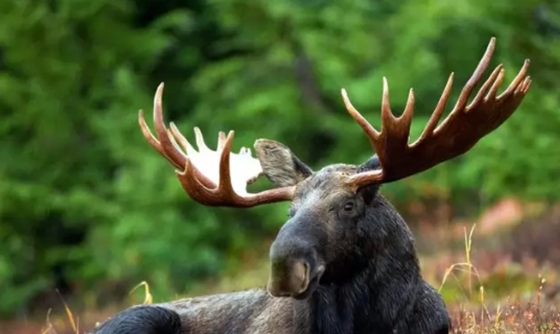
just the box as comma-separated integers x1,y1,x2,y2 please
138,37,530,302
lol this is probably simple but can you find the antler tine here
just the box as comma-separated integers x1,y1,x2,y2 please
340,89,380,148
216,130,236,195
138,111,172,163
468,65,504,110
450,37,496,114
138,83,185,170
497,59,531,100
344,37,531,190
152,84,189,169
166,126,216,189
380,78,416,146
416,73,454,143
217,131,227,151
193,127,211,153
167,122,222,190
428,38,498,136
169,122,196,157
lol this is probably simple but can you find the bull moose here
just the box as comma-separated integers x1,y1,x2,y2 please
90,37,531,334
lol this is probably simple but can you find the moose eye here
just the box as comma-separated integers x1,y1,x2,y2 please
343,202,354,211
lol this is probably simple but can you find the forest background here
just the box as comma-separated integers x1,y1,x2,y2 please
1,0,560,332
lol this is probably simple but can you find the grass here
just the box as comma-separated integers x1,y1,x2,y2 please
35,218,560,334
438,224,560,333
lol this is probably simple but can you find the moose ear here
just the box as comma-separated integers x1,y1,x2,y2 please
357,155,381,173
254,139,313,187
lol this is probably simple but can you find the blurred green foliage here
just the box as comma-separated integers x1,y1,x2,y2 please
1,0,560,318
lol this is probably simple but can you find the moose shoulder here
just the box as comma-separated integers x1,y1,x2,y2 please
90,37,531,334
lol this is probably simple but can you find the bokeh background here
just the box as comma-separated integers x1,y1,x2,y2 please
2,0,560,332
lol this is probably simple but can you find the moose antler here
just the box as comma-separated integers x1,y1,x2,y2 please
342,37,531,190
138,83,295,207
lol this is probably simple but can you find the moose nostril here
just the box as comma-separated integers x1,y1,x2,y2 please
267,259,311,297
293,261,310,294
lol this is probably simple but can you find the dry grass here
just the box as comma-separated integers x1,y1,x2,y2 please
451,300,560,333
38,283,155,334
439,224,560,333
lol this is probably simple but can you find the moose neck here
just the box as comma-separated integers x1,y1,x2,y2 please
302,195,422,334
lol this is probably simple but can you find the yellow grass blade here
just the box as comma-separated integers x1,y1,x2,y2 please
129,281,153,305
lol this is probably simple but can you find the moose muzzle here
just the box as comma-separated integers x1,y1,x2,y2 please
266,217,326,300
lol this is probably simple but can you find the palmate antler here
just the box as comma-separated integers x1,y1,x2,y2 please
138,84,295,207
343,37,531,190
138,37,531,207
